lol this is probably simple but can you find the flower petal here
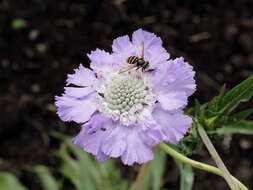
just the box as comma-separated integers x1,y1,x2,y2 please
137,107,157,130
131,29,170,69
66,64,99,87
87,49,121,77
121,129,153,165
112,35,136,67
101,126,127,158
153,106,192,144
157,91,188,111
145,45,170,69
64,87,95,98
55,93,98,123
112,35,134,54
141,127,165,147
96,149,109,163
132,29,163,49
154,57,196,96
72,113,113,156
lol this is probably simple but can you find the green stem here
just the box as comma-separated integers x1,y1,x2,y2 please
158,142,248,190
197,124,239,190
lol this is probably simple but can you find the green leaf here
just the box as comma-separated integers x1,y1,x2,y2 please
98,160,129,190
150,150,166,190
216,121,253,135
219,75,253,115
230,108,253,123
52,131,111,190
0,172,27,190
208,84,226,114
174,160,194,190
31,165,60,190
56,143,98,190
141,149,166,190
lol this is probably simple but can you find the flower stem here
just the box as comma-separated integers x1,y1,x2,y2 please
197,124,239,190
133,162,150,190
158,142,248,190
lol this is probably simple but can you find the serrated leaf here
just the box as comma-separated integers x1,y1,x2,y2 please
219,75,253,115
174,159,194,190
31,165,60,190
0,172,27,190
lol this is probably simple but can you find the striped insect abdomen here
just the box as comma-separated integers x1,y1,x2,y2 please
126,56,138,64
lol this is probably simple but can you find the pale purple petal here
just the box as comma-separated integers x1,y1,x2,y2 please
101,126,127,158
132,29,163,49
55,93,98,123
87,49,122,78
137,108,157,130
112,35,136,66
153,106,192,144
144,45,170,69
112,35,134,54
66,64,99,87
131,29,170,69
96,150,109,162
154,57,196,96
72,113,113,156
141,127,165,147
157,91,188,111
121,129,153,165
64,87,95,98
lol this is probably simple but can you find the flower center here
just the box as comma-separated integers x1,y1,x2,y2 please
98,71,156,126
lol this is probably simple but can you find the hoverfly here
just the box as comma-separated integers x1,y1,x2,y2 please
119,42,150,73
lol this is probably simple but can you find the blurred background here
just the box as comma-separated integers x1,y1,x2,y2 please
1,0,253,189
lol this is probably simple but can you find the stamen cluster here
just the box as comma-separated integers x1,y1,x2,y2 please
99,72,155,125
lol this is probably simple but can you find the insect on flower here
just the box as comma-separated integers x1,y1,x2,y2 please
119,42,150,73
55,29,196,165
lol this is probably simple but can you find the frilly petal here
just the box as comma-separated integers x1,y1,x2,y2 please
141,127,165,147
112,35,136,66
96,150,109,163
153,106,192,144
101,126,127,158
132,29,163,49
55,92,98,123
72,113,113,156
157,91,188,111
64,87,95,99
87,49,122,78
154,57,196,96
121,130,153,165
132,29,170,69
66,64,99,87
112,35,135,54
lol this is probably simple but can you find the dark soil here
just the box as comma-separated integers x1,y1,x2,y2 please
1,0,253,189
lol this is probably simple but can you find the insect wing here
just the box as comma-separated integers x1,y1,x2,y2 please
140,41,144,58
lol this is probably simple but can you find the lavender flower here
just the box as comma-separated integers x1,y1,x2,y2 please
55,29,196,165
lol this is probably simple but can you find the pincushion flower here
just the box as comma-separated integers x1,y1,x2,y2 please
55,29,196,165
